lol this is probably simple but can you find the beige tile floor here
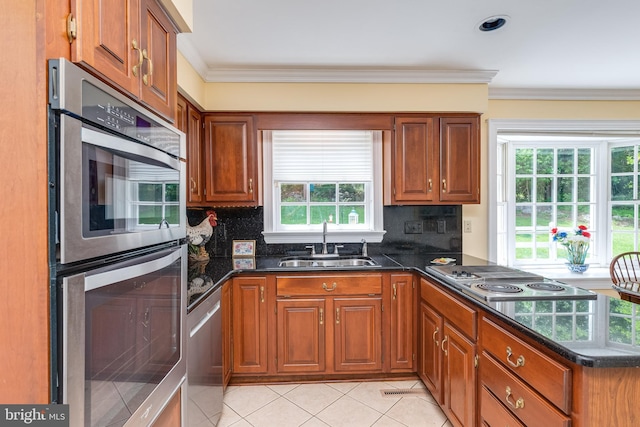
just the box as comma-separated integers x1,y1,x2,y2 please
217,379,452,427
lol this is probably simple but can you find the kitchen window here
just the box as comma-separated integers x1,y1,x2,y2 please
134,181,180,227
262,130,385,244
489,119,640,269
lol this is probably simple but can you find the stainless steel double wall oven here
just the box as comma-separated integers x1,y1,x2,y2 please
48,58,187,427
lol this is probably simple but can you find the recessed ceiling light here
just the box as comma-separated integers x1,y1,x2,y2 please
478,15,509,32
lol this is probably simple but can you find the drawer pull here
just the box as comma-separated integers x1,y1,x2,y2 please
322,282,338,292
505,386,525,409
506,346,525,368
433,327,440,346
441,335,448,356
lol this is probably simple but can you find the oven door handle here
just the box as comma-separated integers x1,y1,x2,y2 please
82,126,181,171
190,300,221,337
84,246,183,292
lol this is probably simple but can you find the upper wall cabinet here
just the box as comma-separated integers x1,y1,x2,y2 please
177,95,204,204
202,114,258,206
70,0,178,121
388,114,480,205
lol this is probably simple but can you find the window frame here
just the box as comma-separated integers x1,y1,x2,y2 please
488,119,640,267
262,130,386,244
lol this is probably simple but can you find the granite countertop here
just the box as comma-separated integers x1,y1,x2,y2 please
187,252,640,368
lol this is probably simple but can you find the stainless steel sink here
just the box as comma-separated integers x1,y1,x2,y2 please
278,256,379,268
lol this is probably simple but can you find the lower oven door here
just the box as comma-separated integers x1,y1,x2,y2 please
61,245,187,427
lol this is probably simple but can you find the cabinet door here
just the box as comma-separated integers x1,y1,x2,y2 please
276,299,326,373
186,104,204,204
393,117,436,203
222,281,232,388
333,298,382,372
138,0,177,120
71,0,140,98
390,273,415,371
232,277,268,373
439,117,480,203
443,323,477,427
203,115,257,205
419,302,443,403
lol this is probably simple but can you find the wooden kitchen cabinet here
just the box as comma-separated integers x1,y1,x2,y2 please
70,0,178,121
232,276,269,374
177,95,204,204
478,316,571,427
419,277,477,427
389,115,480,205
439,117,480,203
389,273,416,371
275,273,383,374
276,298,326,373
392,116,437,203
203,115,258,205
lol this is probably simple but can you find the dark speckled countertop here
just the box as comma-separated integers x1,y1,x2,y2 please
187,252,640,368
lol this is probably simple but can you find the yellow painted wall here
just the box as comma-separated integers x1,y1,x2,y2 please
201,82,488,113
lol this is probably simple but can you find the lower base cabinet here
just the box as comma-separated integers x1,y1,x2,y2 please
419,278,477,427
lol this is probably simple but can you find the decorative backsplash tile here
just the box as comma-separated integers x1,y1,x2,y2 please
187,205,461,257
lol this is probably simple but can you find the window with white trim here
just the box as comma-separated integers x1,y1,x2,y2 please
489,119,640,268
262,130,385,244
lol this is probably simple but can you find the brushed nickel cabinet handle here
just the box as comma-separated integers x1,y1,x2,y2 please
432,327,440,346
505,386,525,409
441,335,448,356
506,346,525,368
322,282,337,292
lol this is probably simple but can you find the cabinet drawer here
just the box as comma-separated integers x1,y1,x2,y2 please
277,274,382,296
480,385,525,427
481,352,571,427
480,317,571,413
420,278,476,339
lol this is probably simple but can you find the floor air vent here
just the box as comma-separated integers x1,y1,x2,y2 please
380,389,426,398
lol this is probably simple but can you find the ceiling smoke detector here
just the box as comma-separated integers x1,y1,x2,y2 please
478,15,509,32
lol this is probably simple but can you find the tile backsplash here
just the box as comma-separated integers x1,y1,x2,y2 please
187,205,461,257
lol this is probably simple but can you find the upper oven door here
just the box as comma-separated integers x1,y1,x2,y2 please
58,114,186,264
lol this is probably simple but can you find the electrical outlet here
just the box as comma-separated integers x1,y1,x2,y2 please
437,220,446,234
464,220,472,233
404,220,423,234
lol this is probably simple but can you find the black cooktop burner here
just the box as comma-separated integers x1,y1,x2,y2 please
476,283,524,293
525,282,565,292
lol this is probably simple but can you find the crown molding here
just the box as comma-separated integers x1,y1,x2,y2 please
202,67,498,84
489,87,640,100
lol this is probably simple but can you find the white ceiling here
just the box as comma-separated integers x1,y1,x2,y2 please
178,0,640,97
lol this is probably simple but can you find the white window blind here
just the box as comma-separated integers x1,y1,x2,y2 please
272,130,373,181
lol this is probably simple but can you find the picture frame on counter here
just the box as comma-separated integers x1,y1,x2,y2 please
232,240,256,257
233,257,255,270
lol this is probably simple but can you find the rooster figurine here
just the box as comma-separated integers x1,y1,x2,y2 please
187,210,217,261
